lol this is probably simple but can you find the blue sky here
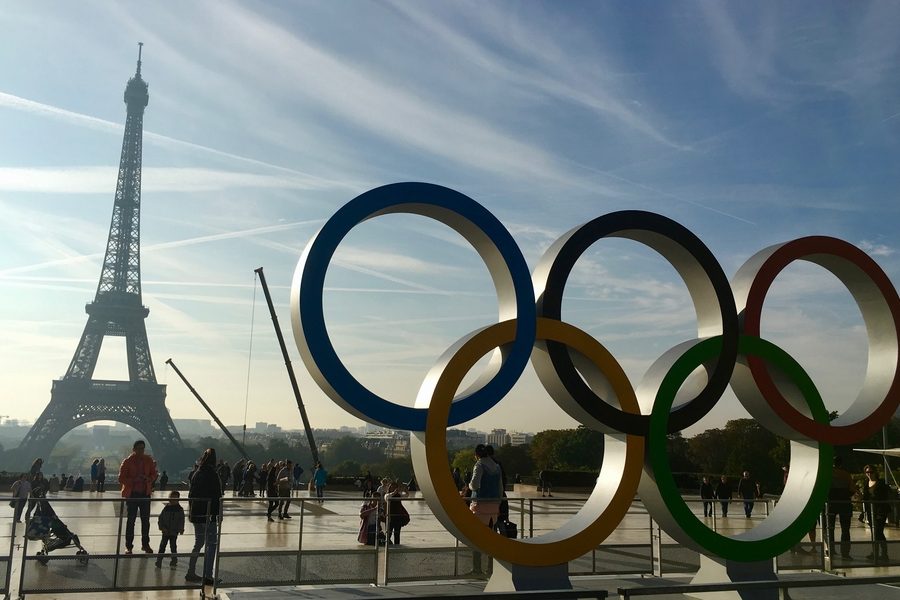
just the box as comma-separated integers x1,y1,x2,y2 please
1,1,898,438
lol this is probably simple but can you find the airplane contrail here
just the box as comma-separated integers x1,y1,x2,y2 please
0,90,356,190
0,219,323,277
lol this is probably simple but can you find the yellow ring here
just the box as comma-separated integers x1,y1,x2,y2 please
415,318,644,566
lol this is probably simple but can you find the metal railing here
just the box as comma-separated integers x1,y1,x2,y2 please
3,493,900,598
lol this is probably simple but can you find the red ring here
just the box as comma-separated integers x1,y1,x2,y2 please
742,236,900,445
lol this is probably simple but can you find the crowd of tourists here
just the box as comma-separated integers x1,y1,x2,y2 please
12,442,896,584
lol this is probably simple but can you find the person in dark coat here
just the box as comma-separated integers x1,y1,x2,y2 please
265,461,280,521
862,464,890,563
827,456,857,559
231,460,245,495
700,476,714,517
185,448,223,585
155,490,185,569
737,470,760,518
716,475,733,517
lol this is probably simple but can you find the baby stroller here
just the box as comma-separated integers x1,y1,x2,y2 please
26,500,89,565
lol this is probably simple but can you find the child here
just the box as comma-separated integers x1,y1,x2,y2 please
155,490,185,568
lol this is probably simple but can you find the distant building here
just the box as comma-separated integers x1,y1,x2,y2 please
172,419,216,438
509,431,531,446
486,428,510,447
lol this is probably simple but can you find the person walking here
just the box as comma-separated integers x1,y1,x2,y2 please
25,472,47,521
313,462,328,504
862,464,890,563
277,461,293,519
29,458,43,481
155,490,185,569
185,448,224,585
10,473,31,523
738,471,760,518
159,471,169,491
118,439,158,554
231,460,244,496
292,462,304,494
716,475,733,517
97,458,107,493
90,459,99,492
258,461,269,498
265,461,280,522
700,476,714,517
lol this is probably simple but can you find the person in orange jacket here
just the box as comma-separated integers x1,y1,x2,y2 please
119,439,158,554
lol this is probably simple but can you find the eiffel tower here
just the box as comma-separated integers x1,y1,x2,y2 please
11,45,184,469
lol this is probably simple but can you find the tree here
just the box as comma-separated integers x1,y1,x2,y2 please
451,448,475,474
528,427,604,471
325,436,385,467
721,419,779,493
333,460,362,477
687,428,728,476
529,430,567,470
494,444,534,480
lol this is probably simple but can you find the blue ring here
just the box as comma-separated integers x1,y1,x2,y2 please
296,182,537,430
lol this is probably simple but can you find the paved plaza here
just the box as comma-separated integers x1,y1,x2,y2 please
3,489,900,599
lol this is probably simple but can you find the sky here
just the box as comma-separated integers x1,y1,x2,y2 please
1,1,899,442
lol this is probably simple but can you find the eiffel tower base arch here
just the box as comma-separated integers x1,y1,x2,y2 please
6,379,185,473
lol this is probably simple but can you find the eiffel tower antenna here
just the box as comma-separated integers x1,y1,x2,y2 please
10,46,185,469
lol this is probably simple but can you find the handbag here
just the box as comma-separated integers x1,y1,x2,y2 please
498,519,517,539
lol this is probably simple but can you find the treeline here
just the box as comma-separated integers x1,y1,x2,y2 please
190,416,900,493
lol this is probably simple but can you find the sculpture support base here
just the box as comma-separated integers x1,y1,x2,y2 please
688,555,778,600
484,561,571,592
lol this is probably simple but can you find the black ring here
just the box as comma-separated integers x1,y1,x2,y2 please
533,210,739,435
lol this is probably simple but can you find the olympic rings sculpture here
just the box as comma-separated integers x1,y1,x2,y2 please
291,182,900,566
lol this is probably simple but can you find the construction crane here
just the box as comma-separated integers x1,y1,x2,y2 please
254,267,320,467
165,358,251,460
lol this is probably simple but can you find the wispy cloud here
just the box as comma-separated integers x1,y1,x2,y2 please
0,166,339,194
0,219,323,276
205,0,620,193
387,1,684,149
859,240,896,257
0,91,355,190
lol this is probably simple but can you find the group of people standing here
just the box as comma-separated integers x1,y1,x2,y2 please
699,471,762,518
118,440,222,584
357,478,410,545
9,457,98,523
697,458,895,563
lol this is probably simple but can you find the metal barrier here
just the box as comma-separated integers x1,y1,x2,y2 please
617,574,900,599
1,498,15,600
4,492,900,598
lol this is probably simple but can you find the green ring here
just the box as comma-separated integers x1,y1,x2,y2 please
648,335,833,561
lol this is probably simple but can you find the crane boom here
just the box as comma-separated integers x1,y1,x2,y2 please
254,267,320,467
165,358,251,460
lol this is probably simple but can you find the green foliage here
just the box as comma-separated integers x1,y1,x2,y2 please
528,426,603,471
451,448,476,474
494,444,534,480
332,460,362,477
529,429,566,470
323,436,385,467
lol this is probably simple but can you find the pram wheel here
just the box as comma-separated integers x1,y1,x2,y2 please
36,550,49,566
76,549,89,566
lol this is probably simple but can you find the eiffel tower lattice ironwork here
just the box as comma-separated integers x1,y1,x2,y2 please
13,45,184,468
